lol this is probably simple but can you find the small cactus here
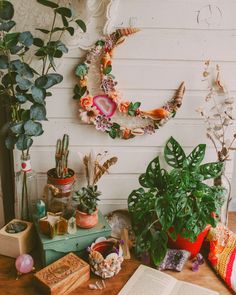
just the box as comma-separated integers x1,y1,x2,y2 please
55,134,70,178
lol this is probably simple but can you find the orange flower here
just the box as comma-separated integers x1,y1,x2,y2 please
80,96,93,110
119,100,130,113
80,79,87,87
122,128,131,139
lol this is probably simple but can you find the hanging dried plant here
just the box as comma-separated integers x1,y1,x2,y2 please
197,61,236,162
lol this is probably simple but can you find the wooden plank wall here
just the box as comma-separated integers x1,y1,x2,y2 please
15,0,236,213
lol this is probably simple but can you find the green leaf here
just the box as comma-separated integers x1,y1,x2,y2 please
133,102,141,110
33,38,44,47
109,128,117,139
55,41,68,53
164,136,186,168
16,93,27,103
0,55,8,69
11,60,34,78
24,120,43,136
2,72,17,87
21,110,30,121
155,196,176,230
199,162,224,180
16,134,33,151
52,27,64,33
31,86,46,104
10,122,24,134
53,50,63,58
4,32,19,49
30,104,47,120
35,28,50,34
187,144,206,170
95,40,105,46
103,64,112,75
10,45,23,54
66,27,74,36
61,15,68,27
55,7,72,18
73,84,87,99
5,134,17,149
35,74,63,89
36,0,58,8
151,231,168,266
0,20,16,32
112,123,120,129
75,19,86,32
0,1,14,20
18,31,33,47
16,75,32,90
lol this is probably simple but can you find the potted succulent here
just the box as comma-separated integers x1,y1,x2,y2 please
128,137,225,266
74,152,117,228
47,134,75,212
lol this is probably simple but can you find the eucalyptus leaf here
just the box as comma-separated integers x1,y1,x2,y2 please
75,19,86,32
11,60,34,78
18,31,33,47
10,45,24,54
30,104,47,120
0,1,14,20
21,110,30,122
55,7,72,18
33,38,44,47
0,20,16,32
0,55,8,69
35,28,50,34
35,75,48,88
24,120,43,136
31,86,46,104
16,93,27,103
36,0,59,9
66,27,74,36
10,121,24,134
5,134,17,149
16,134,33,150
4,32,19,49
16,75,32,90
61,15,68,27
43,73,63,89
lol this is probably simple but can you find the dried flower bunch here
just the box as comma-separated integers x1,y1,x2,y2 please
73,28,185,139
82,151,118,186
73,152,118,214
197,61,236,162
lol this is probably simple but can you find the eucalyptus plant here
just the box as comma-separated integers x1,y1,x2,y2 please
0,0,85,220
0,0,86,152
128,137,225,265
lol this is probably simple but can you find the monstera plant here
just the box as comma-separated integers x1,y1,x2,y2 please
128,137,225,265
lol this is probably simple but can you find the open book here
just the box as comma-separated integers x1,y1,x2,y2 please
118,265,219,295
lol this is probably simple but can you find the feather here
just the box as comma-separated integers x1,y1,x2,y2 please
116,28,140,38
93,156,118,184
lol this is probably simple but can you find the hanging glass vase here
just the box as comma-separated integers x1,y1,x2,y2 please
15,154,38,221
214,164,232,226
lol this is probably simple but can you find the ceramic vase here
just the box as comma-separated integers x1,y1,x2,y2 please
76,209,98,228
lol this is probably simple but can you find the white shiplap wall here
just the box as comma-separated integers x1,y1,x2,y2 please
15,0,236,213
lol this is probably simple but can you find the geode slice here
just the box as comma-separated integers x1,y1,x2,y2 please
5,221,27,234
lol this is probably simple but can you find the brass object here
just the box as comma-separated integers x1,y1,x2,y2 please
38,212,68,238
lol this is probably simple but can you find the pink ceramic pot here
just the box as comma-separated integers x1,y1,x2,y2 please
76,209,98,228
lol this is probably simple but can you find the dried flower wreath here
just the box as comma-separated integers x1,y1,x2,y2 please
73,28,185,139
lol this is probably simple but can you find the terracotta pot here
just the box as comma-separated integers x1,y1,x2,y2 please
47,168,75,198
168,225,211,257
76,209,98,228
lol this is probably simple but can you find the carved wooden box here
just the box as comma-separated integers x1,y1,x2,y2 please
34,252,90,295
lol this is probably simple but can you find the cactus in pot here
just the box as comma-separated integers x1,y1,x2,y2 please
47,134,75,213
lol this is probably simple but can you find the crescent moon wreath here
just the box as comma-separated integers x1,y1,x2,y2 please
73,28,186,139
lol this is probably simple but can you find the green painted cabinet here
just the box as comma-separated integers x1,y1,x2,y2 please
34,211,111,266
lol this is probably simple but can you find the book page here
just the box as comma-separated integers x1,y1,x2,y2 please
170,281,219,295
118,265,177,295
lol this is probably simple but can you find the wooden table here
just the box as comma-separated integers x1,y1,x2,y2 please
0,213,235,295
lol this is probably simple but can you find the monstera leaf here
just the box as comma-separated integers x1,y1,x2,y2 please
199,162,223,180
187,144,206,170
139,156,168,191
164,137,186,168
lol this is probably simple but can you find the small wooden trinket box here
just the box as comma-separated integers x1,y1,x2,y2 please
34,252,90,295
